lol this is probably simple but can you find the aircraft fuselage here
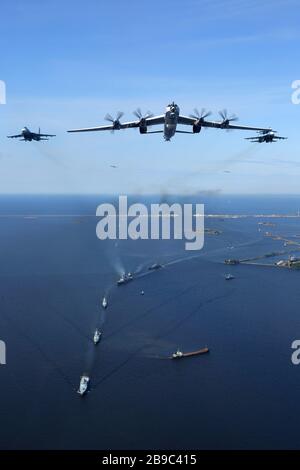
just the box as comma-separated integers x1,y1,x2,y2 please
21,127,38,141
260,132,275,143
164,102,180,141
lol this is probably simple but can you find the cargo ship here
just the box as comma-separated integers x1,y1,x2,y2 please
171,347,209,359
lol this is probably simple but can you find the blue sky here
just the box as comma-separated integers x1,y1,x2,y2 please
0,0,299,194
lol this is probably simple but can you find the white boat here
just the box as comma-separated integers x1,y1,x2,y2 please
102,296,108,309
77,374,90,396
172,349,184,359
93,329,102,345
225,273,235,280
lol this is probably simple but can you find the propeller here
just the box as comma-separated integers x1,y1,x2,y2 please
104,111,124,131
189,108,211,121
219,109,238,127
133,108,153,121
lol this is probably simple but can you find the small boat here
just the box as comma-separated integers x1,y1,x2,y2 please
172,349,184,359
102,296,108,309
117,272,133,285
93,329,102,345
171,347,209,359
225,273,235,280
77,374,90,396
140,290,145,295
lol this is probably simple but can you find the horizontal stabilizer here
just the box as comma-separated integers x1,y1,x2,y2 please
146,130,164,134
176,130,194,134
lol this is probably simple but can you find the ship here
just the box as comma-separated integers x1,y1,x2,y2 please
93,329,102,345
225,273,235,280
77,374,90,396
117,272,133,285
171,347,209,359
102,296,108,309
148,263,162,271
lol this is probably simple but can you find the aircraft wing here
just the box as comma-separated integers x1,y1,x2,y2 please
68,115,165,133
68,124,124,133
217,123,272,132
275,136,288,140
67,121,140,133
142,115,165,127
177,115,197,126
7,134,22,138
178,115,272,133
38,133,56,137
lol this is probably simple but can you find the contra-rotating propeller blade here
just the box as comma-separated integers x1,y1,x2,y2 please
105,111,124,123
133,108,154,120
219,109,238,127
189,108,211,120
104,112,124,132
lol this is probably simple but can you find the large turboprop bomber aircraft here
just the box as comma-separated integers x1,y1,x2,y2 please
68,102,283,142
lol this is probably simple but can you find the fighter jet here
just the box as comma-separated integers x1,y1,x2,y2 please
68,102,278,142
245,130,287,143
7,127,56,141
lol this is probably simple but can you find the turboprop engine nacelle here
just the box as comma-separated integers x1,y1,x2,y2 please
193,124,201,134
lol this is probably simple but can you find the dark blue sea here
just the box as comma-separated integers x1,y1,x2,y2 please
1,194,300,450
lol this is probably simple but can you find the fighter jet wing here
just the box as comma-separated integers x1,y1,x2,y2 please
7,134,22,138
178,115,272,133
68,115,165,133
275,136,288,140
38,134,56,137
